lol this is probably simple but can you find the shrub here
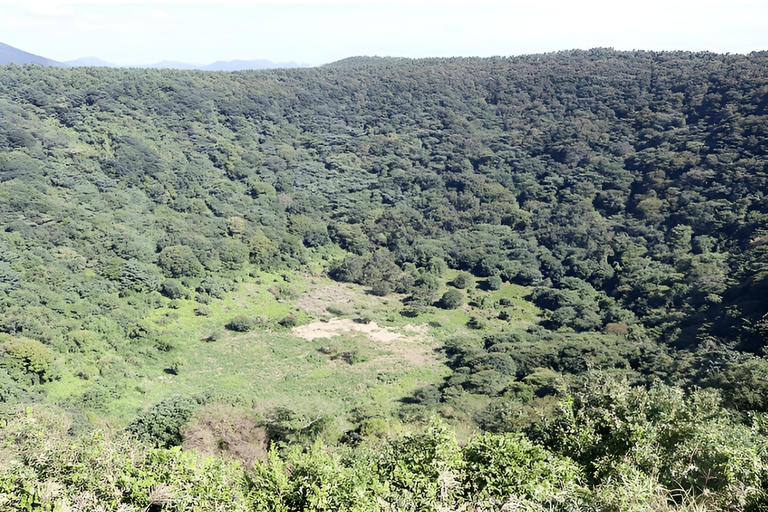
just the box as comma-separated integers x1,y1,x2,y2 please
126,395,202,447
370,280,392,297
487,275,503,290
279,314,298,328
438,289,464,309
160,279,186,299
467,316,486,330
0,334,56,385
157,245,204,278
218,238,248,270
452,271,475,289
194,305,211,316
463,432,587,505
226,315,255,332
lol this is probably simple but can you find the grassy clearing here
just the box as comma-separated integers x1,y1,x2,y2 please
43,266,542,426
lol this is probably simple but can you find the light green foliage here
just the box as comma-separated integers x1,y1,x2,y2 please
248,229,280,268
463,432,589,508
533,374,768,507
378,419,463,511
250,443,386,512
0,334,56,385
0,407,251,512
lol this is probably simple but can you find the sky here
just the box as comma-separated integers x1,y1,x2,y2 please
1,0,767,66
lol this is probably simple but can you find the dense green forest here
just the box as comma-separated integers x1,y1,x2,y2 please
1,49,768,510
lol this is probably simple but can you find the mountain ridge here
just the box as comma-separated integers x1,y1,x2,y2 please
0,41,67,67
0,41,309,70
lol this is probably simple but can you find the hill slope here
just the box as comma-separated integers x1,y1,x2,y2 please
0,49,767,418
0,41,66,66
2,48,768,512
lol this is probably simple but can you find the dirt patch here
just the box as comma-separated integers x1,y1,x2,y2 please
182,404,268,470
293,318,405,343
403,324,429,336
295,283,359,316
293,319,439,368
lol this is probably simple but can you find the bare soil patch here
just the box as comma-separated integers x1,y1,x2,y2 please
182,404,268,469
293,318,404,342
296,283,359,316
293,318,438,367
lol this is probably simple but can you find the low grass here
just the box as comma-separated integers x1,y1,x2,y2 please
43,265,543,428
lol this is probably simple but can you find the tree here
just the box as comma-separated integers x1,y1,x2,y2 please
452,271,475,289
218,238,248,270
438,289,464,309
0,334,56,385
157,245,204,278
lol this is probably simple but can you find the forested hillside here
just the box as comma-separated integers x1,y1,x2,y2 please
1,49,768,510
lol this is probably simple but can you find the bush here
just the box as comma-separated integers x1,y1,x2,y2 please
463,432,587,505
487,275,503,290
438,289,464,309
160,279,186,299
194,305,211,316
279,314,298,328
370,280,392,297
226,315,255,332
126,395,202,447
412,385,443,406
452,271,475,289
467,316,486,330
218,238,248,270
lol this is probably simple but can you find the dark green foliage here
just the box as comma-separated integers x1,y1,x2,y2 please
126,395,202,448
265,407,333,445
197,276,235,298
218,238,249,270
193,305,211,316
118,260,162,292
226,315,256,332
411,385,442,406
451,271,475,289
0,51,768,511
467,316,486,330
278,314,298,328
486,275,503,290
157,245,204,278
160,279,186,299
410,273,441,305
438,289,464,309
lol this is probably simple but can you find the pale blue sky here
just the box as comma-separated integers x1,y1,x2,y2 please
2,0,767,66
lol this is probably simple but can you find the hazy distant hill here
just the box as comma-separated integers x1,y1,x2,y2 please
203,59,308,71
323,56,410,69
137,60,202,70
65,56,119,68
0,41,66,67
0,41,307,70
139,59,308,70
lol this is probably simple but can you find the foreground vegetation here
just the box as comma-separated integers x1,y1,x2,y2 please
1,49,768,509
4,375,768,511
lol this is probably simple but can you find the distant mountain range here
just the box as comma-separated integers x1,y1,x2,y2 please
66,56,120,68
0,41,67,67
0,41,309,70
